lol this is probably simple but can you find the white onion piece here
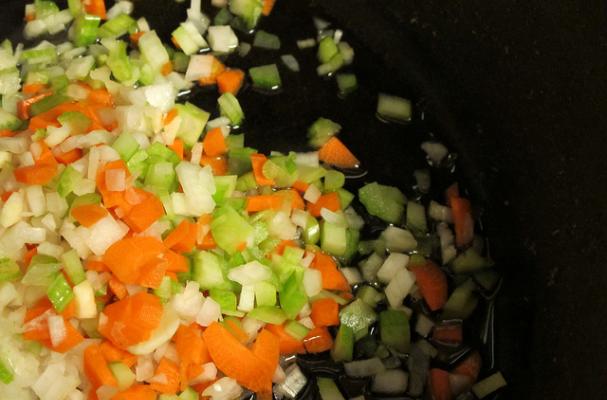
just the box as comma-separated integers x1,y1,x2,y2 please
202,377,242,400
385,268,416,309
172,281,204,322
376,253,409,284
237,284,255,312
344,357,386,377
382,226,417,252
303,184,321,203
274,364,307,399
196,297,222,327
241,316,264,344
303,269,322,296
421,141,449,165
227,261,272,286
48,315,66,347
190,362,218,385
372,369,409,394
341,267,363,285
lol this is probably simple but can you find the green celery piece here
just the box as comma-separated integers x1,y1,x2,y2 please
331,324,354,362
336,73,358,95
339,299,377,336
0,258,20,282
317,53,344,76
442,280,479,320
218,93,244,126
253,30,281,50
284,320,310,341
358,182,406,224
127,149,149,177
47,274,74,312
179,387,198,400
336,188,354,209
30,94,69,116
317,36,339,64
58,111,91,134
147,142,180,164
99,14,136,38
317,378,345,400
228,147,256,175
108,362,135,390
0,357,13,384
145,161,177,193
192,251,226,290
279,269,307,319
451,248,493,274
107,40,133,83
171,51,190,73
0,109,20,132
229,0,263,29
302,215,320,245
213,175,237,204
21,47,57,65
254,281,277,307
69,193,101,212
321,221,348,257
73,14,101,47
307,118,341,148
214,7,234,25
340,228,360,263
226,133,245,150
67,0,83,16
282,246,304,265
223,197,246,211
356,285,383,308
379,309,410,353
112,132,139,161
406,201,428,234
34,0,59,19
153,276,173,302
248,306,287,324
50,74,69,92
249,64,282,90
324,170,345,192
60,249,85,285
57,165,81,198
235,171,258,191
210,288,238,312
175,102,210,148
210,206,254,255
227,252,246,268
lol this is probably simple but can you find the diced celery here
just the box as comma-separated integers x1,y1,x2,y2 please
35,0,60,19
112,132,140,161
336,73,358,95
214,8,234,26
67,0,83,16
0,258,20,282
249,64,282,90
307,118,341,148
213,175,237,204
47,273,74,312
331,324,354,362
145,162,177,193
61,249,85,285
248,306,287,324
218,93,244,126
171,51,189,73
311,290,350,306
323,170,345,192
317,378,345,400
279,269,308,319
147,142,181,165
139,31,170,71
73,14,101,47
451,248,493,274
175,102,210,148
317,53,344,76
211,206,254,255
235,171,258,191
21,46,57,65
474,269,501,291
317,37,339,64
340,228,360,263
379,309,410,353
302,215,320,245
109,362,136,390
179,387,198,400
210,288,238,312
154,276,173,302
254,281,277,306
99,14,136,38
229,0,263,29
253,30,281,50
282,246,305,265
406,201,427,234
226,133,245,150
285,320,310,341
0,357,13,384
358,182,406,224
228,147,256,175
172,23,208,56
192,251,226,290
70,193,101,211
30,94,69,116
57,165,81,198
377,93,412,123
339,299,377,336
58,111,90,134
356,285,383,308
127,149,149,177
107,40,133,83
321,221,347,257
442,280,479,320
472,372,507,399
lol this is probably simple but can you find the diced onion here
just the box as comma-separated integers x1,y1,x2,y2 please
196,297,222,327
190,362,217,385
202,377,242,400
303,184,321,203
303,268,322,296
376,253,409,284
344,357,386,377
372,369,409,394
421,141,449,165
48,315,66,347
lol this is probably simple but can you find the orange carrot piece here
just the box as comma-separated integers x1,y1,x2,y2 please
137,259,167,289
86,259,109,272
60,298,77,319
98,292,163,348
250,153,274,186
310,298,340,327
200,155,228,176
198,57,226,86
100,340,137,368
123,193,165,233
0,130,15,138
87,88,114,107
262,0,277,16
129,31,144,45
303,327,334,353
203,322,273,393
310,252,350,292
174,323,210,366
428,369,453,400
445,183,460,206
246,195,283,212
291,180,309,193
52,318,85,353
164,220,197,253
162,249,189,273
23,83,47,95
0,191,14,201
432,323,463,346
203,128,228,156
84,0,107,19
318,137,360,168
274,239,297,255
23,246,37,267
410,262,448,311
451,197,474,247
307,192,341,217
149,357,180,394
161,61,173,76
14,162,57,185
265,324,305,355
108,276,128,300
103,237,166,284
55,148,83,164
216,69,245,95
452,351,482,381
111,384,157,400
251,329,280,381
164,108,178,126
197,232,217,250
71,204,108,227
84,343,118,388
168,138,184,160
17,92,53,120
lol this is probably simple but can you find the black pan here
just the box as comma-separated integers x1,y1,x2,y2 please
3,1,605,399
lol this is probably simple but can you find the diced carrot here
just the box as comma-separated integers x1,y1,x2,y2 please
149,357,180,394
71,204,108,227
168,138,184,160
0,130,15,138
137,260,166,289
192,379,217,395
17,92,53,120
432,322,463,346
291,180,309,193
451,197,474,247
25,12,35,22
262,0,277,16
197,57,226,86
310,252,350,292
164,108,178,126
23,246,37,267
174,323,209,389
162,249,189,273
246,195,283,212
0,191,13,202
98,292,163,348
216,69,245,95
123,193,165,233
111,384,157,400
103,237,166,284
310,298,340,327
452,351,481,381
445,183,460,206
84,0,107,19
84,343,118,388
129,31,145,45
88,87,114,107
100,340,137,368
14,148,57,185
203,322,273,393
161,61,173,76
223,317,248,345
250,153,274,186
307,192,341,217
55,148,83,164
251,329,280,384
303,327,334,353
23,83,47,95
108,276,128,300
164,220,197,253
60,298,77,319
197,232,217,250
203,128,227,157
274,189,304,210
410,261,448,311
428,368,453,400
318,137,360,168
200,155,228,176
24,298,52,323
86,259,109,272
52,318,84,353
265,324,305,355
